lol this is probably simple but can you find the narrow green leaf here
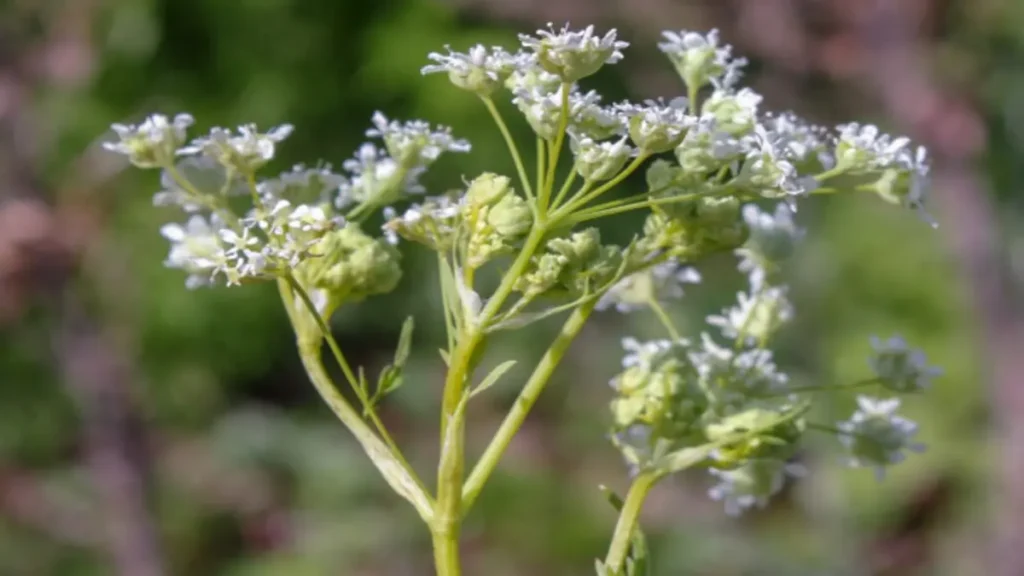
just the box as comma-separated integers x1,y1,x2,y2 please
470,360,517,399
393,316,415,367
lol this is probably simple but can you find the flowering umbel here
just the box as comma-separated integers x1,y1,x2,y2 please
104,23,943,576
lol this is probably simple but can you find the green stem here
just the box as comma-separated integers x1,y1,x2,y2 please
432,529,462,576
433,224,551,575
164,163,239,226
482,97,534,201
568,185,735,224
688,83,700,116
552,153,650,221
292,328,435,522
603,471,661,573
647,297,681,341
462,302,595,512
753,377,883,398
539,83,571,212
550,165,579,210
246,171,262,208
536,137,546,196
284,275,430,503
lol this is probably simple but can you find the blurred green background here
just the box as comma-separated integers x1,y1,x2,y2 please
2,0,1022,574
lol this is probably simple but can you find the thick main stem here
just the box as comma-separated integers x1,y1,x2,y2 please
603,471,660,573
433,224,550,575
432,529,462,576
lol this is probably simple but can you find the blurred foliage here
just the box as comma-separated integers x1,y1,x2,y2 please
3,0,1022,574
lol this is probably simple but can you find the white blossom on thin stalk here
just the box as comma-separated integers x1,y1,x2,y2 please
596,259,701,313
868,335,942,393
366,112,470,168
708,459,805,516
736,202,805,290
615,97,695,153
421,44,523,95
707,287,794,345
160,214,227,289
837,395,925,480
181,123,294,173
657,29,747,90
618,336,683,371
571,135,633,182
104,113,194,168
519,23,628,82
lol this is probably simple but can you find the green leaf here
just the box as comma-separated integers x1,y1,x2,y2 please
439,348,451,366
469,360,517,399
369,317,416,410
393,316,415,367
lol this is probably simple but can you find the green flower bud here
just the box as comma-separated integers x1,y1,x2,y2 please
465,173,513,208
485,193,533,237
549,228,601,263
514,252,567,298
296,223,402,315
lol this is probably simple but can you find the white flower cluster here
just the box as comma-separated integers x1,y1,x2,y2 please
596,259,701,313
657,29,747,90
422,25,935,233
838,396,925,480
868,335,943,392
104,105,467,291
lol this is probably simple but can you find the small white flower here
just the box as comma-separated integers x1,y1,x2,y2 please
183,123,293,173
366,112,470,168
513,86,621,141
868,335,942,393
838,395,925,480
615,97,695,153
762,112,828,163
833,123,911,172
519,23,628,82
261,164,347,206
338,144,425,208
104,113,194,168
708,459,804,516
688,333,788,403
701,88,762,135
382,195,462,250
421,44,523,95
596,259,701,313
735,203,805,289
738,125,819,201
619,337,682,371
658,29,747,90
571,135,633,181
706,287,794,345
160,214,228,288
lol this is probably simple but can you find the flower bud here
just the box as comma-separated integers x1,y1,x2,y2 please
296,223,402,316
465,172,513,208
486,193,533,237
573,136,633,182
